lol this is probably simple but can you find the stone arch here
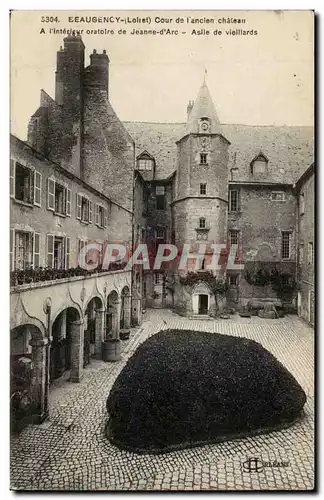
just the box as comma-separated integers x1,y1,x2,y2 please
51,302,83,327
120,286,131,331
192,281,214,316
255,243,275,262
106,290,120,338
84,296,104,365
50,307,81,383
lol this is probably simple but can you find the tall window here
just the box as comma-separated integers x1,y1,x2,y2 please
95,204,107,228
76,194,92,223
230,230,240,246
200,153,207,165
229,189,240,212
14,231,33,270
156,186,165,210
300,193,305,215
281,232,291,260
199,218,206,229
47,235,70,269
200,183,207,195
48,179,71,216
54,183,65,214
155,227,165,253
308,242,314,264
14,163,32,203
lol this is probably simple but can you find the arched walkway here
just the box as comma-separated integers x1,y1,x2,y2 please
84,296,104,363
50,308,79,382
120,286,131,332
10,324,47,429
106,290,120,339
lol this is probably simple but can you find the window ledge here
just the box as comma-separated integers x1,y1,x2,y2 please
54,212,66,218
12,199,34,208
81,219,90,225
196,227,210,232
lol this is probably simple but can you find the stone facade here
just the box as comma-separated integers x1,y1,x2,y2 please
296,165,315,325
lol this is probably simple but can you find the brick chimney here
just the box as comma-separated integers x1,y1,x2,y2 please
84,49,110,96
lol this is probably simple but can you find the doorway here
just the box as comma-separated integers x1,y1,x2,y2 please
198,294,208,315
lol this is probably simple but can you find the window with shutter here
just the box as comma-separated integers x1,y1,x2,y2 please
66,188,72,216
10,228,14,271
47,234,54,267
65,237,70,269
47,179,55,211
104,208,108,228
95,204,99,225
89,201,93,223
34,171,42,207
33,233,40,268
10,160,15,198
76,194,82,220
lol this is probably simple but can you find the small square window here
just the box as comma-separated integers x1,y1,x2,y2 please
271,191,285,201
200,183,207,195
200,153,207,165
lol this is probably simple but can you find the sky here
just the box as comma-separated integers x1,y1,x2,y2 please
10,10,314,140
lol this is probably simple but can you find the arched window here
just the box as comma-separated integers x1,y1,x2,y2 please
250,153,268,175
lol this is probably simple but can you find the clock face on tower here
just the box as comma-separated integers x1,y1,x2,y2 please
200,121,210,133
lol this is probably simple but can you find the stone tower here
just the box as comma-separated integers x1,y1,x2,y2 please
172,76,231,316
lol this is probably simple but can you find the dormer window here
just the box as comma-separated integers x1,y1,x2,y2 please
250,153,268,175
137,152,154,171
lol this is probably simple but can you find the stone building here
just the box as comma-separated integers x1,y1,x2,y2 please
10,35,141,426
10,35,315,428
296,163,315,325
125,79,314,319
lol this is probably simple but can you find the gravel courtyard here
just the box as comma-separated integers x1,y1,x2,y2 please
10,310,314,491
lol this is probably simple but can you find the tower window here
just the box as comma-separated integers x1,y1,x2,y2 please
156,185,165,210
199,218,206,229
229,189,240,212
137,156,153,171
200,183,207,195
230,230,240,246
271,191,285,201
200,153,207,165
281,231,291,260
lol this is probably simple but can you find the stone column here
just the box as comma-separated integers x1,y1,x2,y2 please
94,307,105,358
70,319,84,383
123,294,131,331
29,337,49,424
131,290,142,327
111,299,121,339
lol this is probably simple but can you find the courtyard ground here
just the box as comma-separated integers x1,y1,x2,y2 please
10,310,314,491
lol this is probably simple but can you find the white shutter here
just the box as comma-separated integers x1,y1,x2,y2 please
47,179,55,211
10,160,15,198
76,194,82,220
47,234,54,268
34,171,42,207
104,208,108,228
95,204,99,226
65,237,70,269
10,228,14,271
66,188,72,216
33,232,40,268
89,201,93,224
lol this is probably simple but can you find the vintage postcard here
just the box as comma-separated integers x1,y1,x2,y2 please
10,10,314,492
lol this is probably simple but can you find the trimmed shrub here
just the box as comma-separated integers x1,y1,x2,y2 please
106,330,306,454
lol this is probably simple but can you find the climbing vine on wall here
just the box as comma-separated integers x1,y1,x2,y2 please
179,271,228,296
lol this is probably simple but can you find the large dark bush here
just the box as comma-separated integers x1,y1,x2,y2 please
106,330,306,454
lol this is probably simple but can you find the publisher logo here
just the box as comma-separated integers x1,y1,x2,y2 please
243,457,289,473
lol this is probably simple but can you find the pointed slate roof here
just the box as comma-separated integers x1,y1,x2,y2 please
185,76,222,135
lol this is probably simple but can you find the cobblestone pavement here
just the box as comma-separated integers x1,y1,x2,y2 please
10,310,315,491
